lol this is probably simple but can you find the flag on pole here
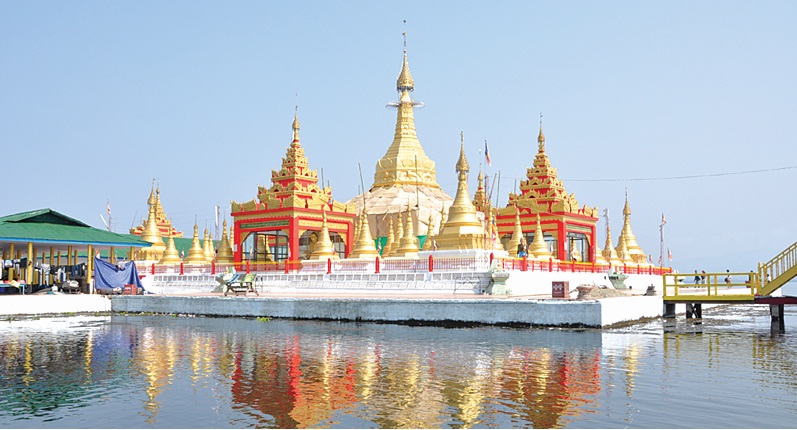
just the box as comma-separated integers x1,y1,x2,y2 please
667,247,672,261
106,200,112,231
484,140,491,166
661,213,667,226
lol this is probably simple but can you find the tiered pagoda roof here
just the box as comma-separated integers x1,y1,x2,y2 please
130,183,182,238
231,112,350,214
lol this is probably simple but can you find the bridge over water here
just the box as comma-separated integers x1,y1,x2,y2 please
662,241,797,330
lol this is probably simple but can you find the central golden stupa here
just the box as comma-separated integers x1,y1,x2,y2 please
347,39,453,245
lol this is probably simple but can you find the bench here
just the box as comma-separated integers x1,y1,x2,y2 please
1,280,28,294
224,273,258,296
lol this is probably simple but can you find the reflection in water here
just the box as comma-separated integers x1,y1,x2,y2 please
1,306,797,428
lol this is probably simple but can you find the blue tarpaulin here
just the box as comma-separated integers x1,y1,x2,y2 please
93,257,145,293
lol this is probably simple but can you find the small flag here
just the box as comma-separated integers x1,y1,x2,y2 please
433,239,438,251
661,213,667,226
484,140,491,166
667,247,672,261
215,205,220,230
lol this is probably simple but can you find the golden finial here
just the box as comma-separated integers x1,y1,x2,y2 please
397,21,414,92
456,131,469,174
537,113,546,153
292,105,300,143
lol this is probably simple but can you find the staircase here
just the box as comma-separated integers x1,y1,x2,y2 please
759,241,797,296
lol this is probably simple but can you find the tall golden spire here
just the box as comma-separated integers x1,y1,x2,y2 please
617,192,647,265
372,31,439,189
435,133,484,250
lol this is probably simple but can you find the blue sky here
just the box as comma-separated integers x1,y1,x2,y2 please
2,1,796,275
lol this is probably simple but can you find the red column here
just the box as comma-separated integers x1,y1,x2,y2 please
327,258,332,274
151,263,155,275
428,255,434,272
233,219,242,263
246,260,251,274
557,221,566,261
288,218,299,266
375,257,380,274
179,262,184,275
211,262,215,275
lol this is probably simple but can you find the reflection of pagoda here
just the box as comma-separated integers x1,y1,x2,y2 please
496,123,599,261
347,36,453,247
130,181,183,239
230,112,356,263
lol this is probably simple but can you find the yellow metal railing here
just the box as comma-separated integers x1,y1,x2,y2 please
663,271,758,302
758,241,797,296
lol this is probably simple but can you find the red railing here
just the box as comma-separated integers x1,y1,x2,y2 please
138,257,673,276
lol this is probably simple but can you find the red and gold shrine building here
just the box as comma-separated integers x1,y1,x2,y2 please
230,113,356,263
496,124,599,261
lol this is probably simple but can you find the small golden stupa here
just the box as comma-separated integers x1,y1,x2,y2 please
394,204,420,257
216,220,234,264
309,209,339,260
184,224,207,264
348,206,380,259
435,133,485,251
616,193,649,265
158,232,182,265
528,214,553,260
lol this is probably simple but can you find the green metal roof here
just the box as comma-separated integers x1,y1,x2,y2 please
0,208,151,248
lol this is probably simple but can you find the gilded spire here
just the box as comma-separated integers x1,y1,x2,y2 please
291,106,300,144
309,209,338,260
348,207,380,259
158,232,181,265
537,115,546,153
528,214,552,260
389,211,404,257
203,229,215,263
507,207,523,256
422,211,435,251
184,223,207,264
395,204,420,257
383,217,395,257
617,192,647,265
217,219,234,264
602,225,622,266
435,133,485,250
372,34,439,189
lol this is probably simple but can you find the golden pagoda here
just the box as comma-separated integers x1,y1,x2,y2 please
158,232,182,265
497,122,598,261
435,134,485,251
309,209,339,260
231,111,355,263
216,220,234,264
130,182,182,239
506,208,524,256
347,35,453,241
528,214,553,260
394,204,420,257
472,171,487,213
382,217,395,257
602,225,623,266
202,229,214,263
136,188,166,261
421,212,435,250
388,209,404,257
616,193,649,265
348,206,380,259
184,224,207,264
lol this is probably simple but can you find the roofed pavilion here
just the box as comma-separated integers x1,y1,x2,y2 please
230,112,356,264
496,124,600,261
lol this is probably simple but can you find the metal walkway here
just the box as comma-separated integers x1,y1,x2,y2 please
661,241,797,329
